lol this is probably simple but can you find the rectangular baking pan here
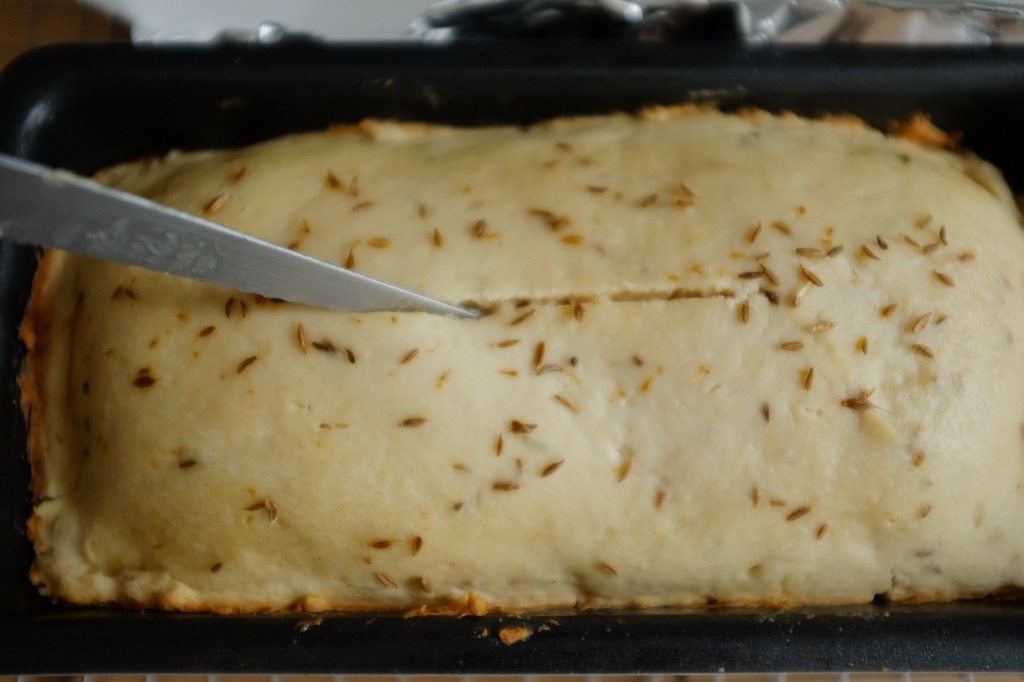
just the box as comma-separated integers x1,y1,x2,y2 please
5,42,1024,675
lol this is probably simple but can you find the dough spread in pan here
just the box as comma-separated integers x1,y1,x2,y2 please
19,107,1024,613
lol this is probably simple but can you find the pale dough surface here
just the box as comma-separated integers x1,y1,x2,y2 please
21,108,1024,612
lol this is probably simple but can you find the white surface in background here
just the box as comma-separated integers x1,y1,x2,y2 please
81,0,439,41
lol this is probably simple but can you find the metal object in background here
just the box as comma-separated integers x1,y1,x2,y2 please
411,0,1024,43
78,0,1024,44
741,0,1024,43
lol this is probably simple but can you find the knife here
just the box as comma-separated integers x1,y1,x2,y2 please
0,154,478,319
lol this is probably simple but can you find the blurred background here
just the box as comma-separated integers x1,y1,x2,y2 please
0,0,448,69
0,0,128,69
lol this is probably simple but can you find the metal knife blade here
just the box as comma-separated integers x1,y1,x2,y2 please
0,154,478,319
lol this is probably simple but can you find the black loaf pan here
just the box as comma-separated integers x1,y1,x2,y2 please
4,42,1024,675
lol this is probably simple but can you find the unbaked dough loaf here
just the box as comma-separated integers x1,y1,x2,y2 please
20,108,1024,613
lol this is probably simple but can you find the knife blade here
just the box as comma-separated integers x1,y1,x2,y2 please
0,154,478,319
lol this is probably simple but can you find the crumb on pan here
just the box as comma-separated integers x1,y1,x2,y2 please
498,625,534,646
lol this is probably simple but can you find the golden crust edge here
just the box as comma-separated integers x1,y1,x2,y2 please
17,249,62,504
100,105,951,176
17,249,69,596
34,587,1021,616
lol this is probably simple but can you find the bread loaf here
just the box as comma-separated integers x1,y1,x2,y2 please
20,107,1024,613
